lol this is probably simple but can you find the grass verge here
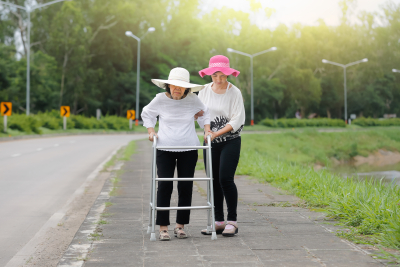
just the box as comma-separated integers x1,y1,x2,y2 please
237,130,400,253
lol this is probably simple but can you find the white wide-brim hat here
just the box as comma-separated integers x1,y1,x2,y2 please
152,67,204,92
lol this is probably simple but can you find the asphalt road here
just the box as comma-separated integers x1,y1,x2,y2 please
0,134,146,266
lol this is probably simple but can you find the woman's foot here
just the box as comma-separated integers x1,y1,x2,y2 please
159,230,170,241
201,221,225,235
222,221,238,237
159,226,170,241
174,224,187,239
174,227,188,239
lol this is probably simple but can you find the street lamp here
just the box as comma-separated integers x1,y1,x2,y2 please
322,58,368,123
0,0,68,115
227,47,277,125
392,69,400,73
125,27,156,126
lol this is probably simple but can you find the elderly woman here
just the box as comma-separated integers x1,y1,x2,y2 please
197,55,245,237
141,67,210,241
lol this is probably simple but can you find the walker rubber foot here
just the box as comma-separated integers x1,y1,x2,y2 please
211,232,217,240
147,226,151,234
150,233,156,241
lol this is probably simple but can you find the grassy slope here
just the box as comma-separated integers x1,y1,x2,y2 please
236,129,400,250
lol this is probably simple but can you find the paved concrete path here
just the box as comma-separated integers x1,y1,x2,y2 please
59,140,384,267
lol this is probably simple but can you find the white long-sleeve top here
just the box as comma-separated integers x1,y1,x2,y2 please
141,92,210,152
198,82,245,143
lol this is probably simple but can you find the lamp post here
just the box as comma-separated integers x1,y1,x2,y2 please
125,27,155,126
392,69,400,73
0,0,67,116
227,47,277,126
322,58,368,123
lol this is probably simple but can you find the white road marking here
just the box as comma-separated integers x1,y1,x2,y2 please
5,145,124,267
11,154,21,157
54,144,59,147
36,148,43,151
69,141,76,144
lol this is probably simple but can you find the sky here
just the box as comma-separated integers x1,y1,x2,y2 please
200,0,400,28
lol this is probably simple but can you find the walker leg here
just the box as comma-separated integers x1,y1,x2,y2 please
150,232,156,241
211,232,217,240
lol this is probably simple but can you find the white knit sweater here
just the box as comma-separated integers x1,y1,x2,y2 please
141,92,210,152
198,83,245,143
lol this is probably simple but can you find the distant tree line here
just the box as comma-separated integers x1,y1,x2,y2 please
0,0,400,124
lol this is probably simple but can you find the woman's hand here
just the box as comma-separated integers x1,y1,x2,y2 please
204,130,217,143
149,132,158,142
147,128,158,142
194,110,204,120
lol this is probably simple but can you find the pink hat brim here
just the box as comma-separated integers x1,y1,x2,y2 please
199,67,240,78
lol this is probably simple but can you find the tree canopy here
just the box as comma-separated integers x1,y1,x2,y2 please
0,0,400,123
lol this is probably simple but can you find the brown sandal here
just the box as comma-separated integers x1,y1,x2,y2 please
159,230,170,241
174,227,188,239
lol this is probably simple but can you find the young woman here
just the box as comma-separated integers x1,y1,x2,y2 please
141,67,210,241
197,55,245,237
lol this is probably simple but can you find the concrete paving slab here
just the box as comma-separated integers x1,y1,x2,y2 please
58,140,386,267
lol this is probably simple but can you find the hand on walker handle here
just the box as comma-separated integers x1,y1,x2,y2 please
204,131,216,143
149,132,158,142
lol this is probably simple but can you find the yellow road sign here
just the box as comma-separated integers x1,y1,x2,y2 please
1,102,12,116
127,110,135,120
60,106,70,117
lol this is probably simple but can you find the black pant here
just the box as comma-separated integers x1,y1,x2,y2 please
204,137,241,221
156,149,198,226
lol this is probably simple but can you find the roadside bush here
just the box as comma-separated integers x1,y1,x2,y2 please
260,118,346,128
353,118,400,127
8,114,41,134
102,116,129,130
36,113,62,130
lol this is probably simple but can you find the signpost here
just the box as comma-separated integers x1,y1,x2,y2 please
1,102,12,132
127,110,135,130
60,106,70,130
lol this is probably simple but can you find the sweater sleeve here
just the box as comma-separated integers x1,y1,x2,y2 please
227,89,246,132
141,94,160,128
193,95,210,129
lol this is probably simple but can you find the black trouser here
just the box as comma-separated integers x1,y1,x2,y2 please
204,137,241,222
156,149,198,226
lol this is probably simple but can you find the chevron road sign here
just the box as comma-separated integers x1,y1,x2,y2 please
60,106,70,117
127,110,135,130
127,110,135,120
1,102,12,116
1,102,11,132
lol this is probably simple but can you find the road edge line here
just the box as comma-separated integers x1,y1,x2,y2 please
5,145,123,267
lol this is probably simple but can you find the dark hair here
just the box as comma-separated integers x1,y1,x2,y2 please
164,84,191,97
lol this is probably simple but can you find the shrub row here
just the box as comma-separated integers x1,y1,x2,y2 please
3,112,135,134
260,118,346,128
352,118,400,127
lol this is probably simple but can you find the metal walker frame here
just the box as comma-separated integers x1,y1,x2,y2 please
147,135,217,241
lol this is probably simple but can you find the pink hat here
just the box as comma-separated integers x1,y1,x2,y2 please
199,55,240,78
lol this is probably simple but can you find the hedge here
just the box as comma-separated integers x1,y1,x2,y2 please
1,111,135,134
260,118,346,128
352,118,400,127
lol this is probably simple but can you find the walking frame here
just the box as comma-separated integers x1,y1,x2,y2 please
147,135,217,241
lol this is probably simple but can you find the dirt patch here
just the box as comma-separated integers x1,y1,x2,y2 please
23,172,111,267
314,150,400,170
354,150,400,167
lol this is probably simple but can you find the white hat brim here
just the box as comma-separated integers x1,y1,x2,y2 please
151,79,204,92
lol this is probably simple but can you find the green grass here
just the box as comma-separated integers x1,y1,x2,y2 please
239,129,400,167
236,130,400,250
